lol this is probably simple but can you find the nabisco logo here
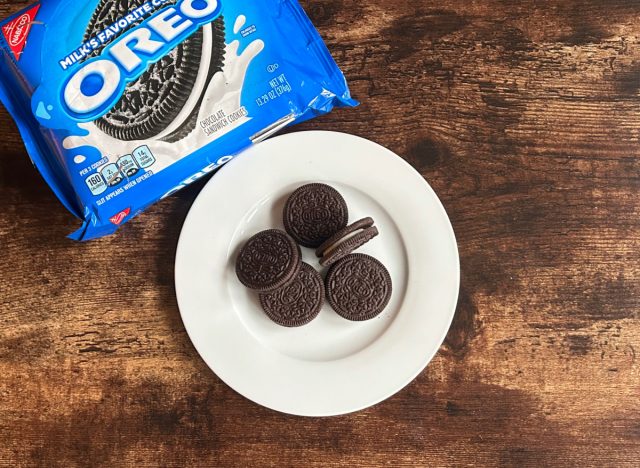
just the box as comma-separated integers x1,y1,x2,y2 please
1,4,40,60
6,14,30,47
110,208,131,226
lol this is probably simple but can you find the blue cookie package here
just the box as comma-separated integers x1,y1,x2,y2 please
0,0,357,240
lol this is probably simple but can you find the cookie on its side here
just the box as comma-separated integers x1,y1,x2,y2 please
320,226,378,268
315,217,379,267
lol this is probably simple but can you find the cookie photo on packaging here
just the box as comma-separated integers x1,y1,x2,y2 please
85,0,227,143
0,0,358,240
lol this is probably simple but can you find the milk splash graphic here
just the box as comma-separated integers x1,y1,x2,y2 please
233,15,246,34
64,18,264,174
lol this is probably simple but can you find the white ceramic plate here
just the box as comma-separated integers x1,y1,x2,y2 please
175,131,460,417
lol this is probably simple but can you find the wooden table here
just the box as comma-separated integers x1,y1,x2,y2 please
1,1,639,466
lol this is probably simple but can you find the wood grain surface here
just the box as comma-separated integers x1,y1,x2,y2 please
1,0,640,466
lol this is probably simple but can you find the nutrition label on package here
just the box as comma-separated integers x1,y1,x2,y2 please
84,145,156,197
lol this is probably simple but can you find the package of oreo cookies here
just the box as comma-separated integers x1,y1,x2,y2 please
0,0,357,240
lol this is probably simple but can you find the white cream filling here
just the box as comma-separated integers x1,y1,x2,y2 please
322,229,364,257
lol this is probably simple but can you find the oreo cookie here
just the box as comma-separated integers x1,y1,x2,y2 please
259,263,324,327
283,183,349,248
236,229,301,292
326,253,392,322
84,0,226,142
315,217,379,267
